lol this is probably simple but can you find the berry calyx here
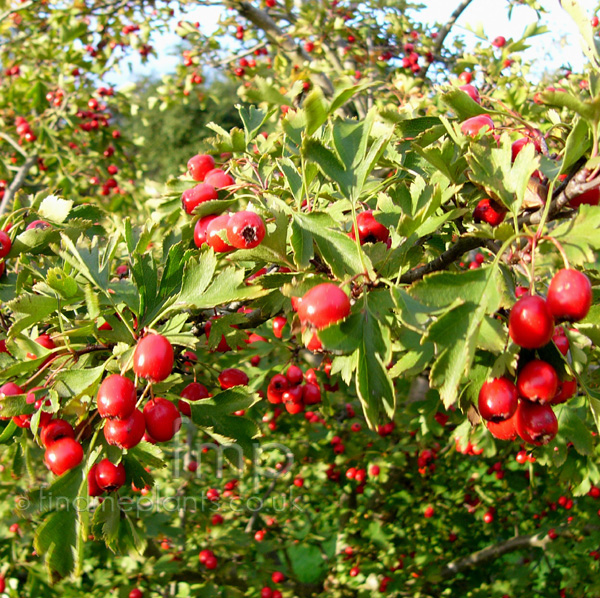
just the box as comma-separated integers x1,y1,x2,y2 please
546,268,592,323
133,334,174,383
298,283,351,329
486,411,518,440
350,210,389,244
508,295,554,349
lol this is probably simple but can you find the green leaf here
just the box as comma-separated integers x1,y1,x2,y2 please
190,197,238,218
176,249,217,307
34,509,78,580
441,89,490,120
128,442,166,470
289,217,314,269
46,268,79,299
122,452,155,490
555,405,594,456
561,118,591,173
551,205,600,266
238,104,272,143
0,420,17,444
191,387,261,417
53,366,105,399
304,87,329,135
5,294,58,337
38,195,73,224
287,544,328,584
397,117,442,139
302,137,352,198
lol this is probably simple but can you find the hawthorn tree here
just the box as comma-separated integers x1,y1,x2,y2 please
0,0,600,597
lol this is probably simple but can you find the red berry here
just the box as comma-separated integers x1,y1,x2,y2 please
473,198,506,226
206,214,234,253
44,437,84,475
517,359,559,404
133,334,174,383
478,377,518,422
204,168,235,188
459,84,480,103
261,588,273,598
547,269,592,322
226,211,266,249
272,316,287,338
143,398,181,442
302,383,321,405
492,35,506,47
286,365,303,385
282,385,303,405
95,458,126,492
104,408,146,449
188,154,215,181
0,231,11,259
272,571,285,584
40,419,75,448
129,589,143,598
97,374,137,419
205,554,218,569
483,511,494,524
218,368,249,389
569,186,600,208
486,411,518,440
508,295,554,349
298,284,351,329
461,115,494,137
550,378,577,405
178,382,209,416
88,464,104,497
349,566,360,577
350,210,389,244
424,505,434,518
181,183,218,214
515,401,558,445
459,71,472,83
194,214,218,248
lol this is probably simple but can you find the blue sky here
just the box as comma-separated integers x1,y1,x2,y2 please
109,0,597,86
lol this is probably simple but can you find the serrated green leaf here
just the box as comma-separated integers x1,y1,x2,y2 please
38,195,73,224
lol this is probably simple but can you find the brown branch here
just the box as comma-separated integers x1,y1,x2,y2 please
399,236,485,284
440,525,600,580
419,0,476,79
0,155,38,217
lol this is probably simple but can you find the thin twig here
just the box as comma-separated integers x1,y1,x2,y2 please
0,155,37,217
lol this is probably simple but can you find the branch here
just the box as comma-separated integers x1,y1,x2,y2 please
0,0,35,24
0,155,38,217
230,1,365,115
244,479,277,533
0,132,28,157
419,0,476,79
440,525,600,579
399,236,485,284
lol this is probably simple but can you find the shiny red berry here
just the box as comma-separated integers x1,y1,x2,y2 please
350,210,389,244
515,401,558,445
204,168,235,188
206,213,234,253
0,231,11,259
133,334,174,383
546,268,592,322
473,198,506,226
182,183,218,214
143,398,182,442
461,115,494,137
194,214,218,248
178,382,209,416
508,295,554,349
40,419,75,449
517,359,559,404
459,84,480,103
95,458,126,492
478,377,518,422
218,368,249,389
486,411,518,440
226,211,266,249
97,374,137,419
188,154,215,182
104,408,146,449
298,283,351,329
44,437,84,475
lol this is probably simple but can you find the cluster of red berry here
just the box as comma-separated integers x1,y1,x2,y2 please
182,153,267,253
266,364,322,414
478,268,592,445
